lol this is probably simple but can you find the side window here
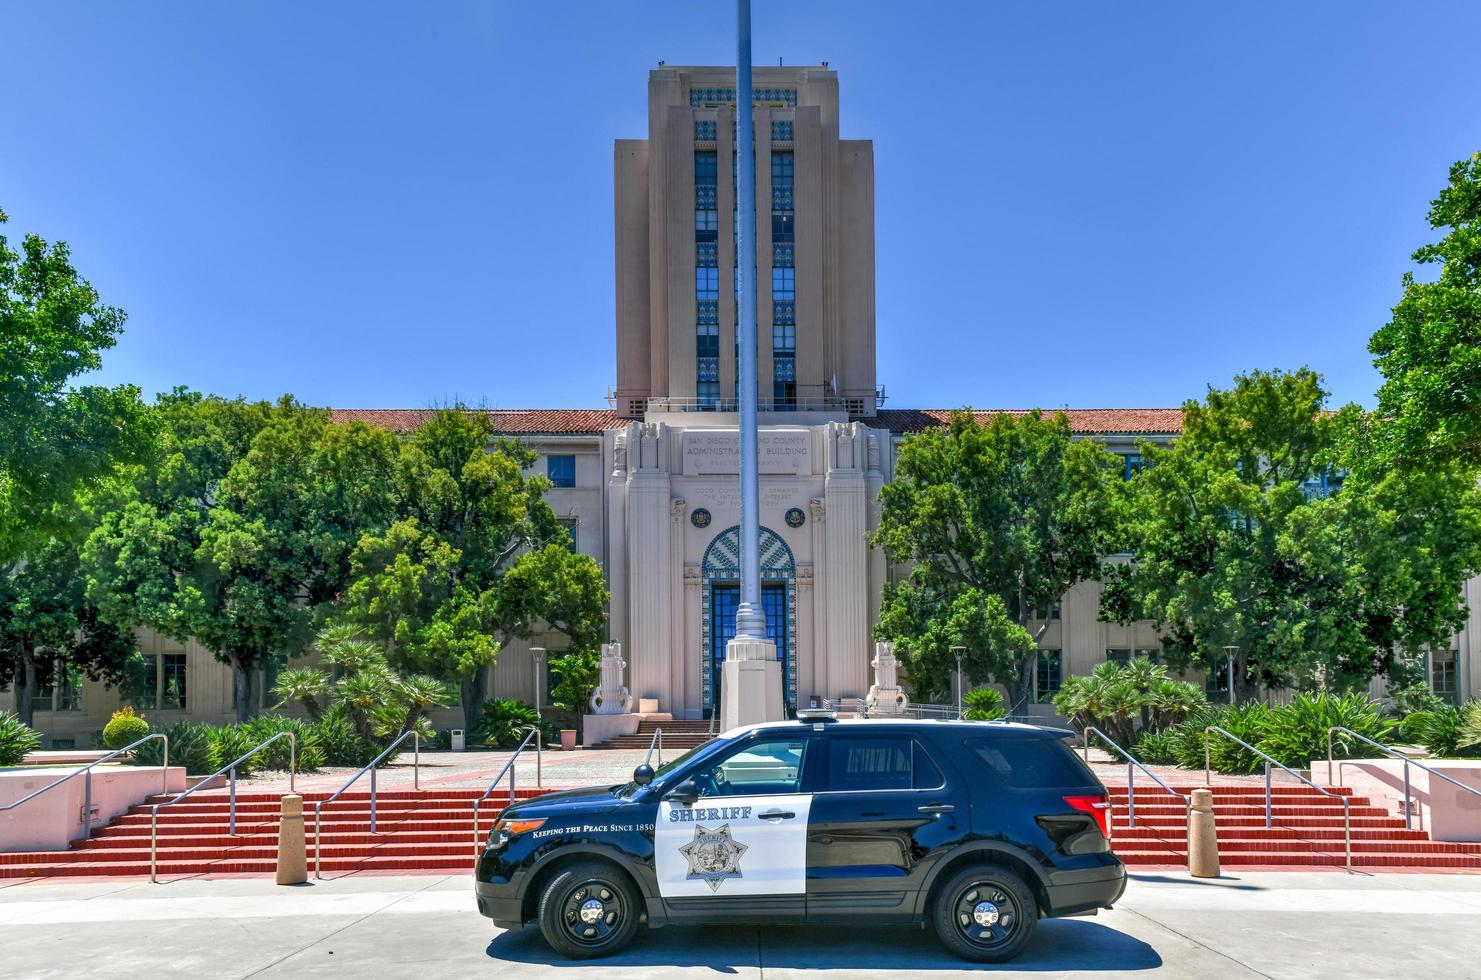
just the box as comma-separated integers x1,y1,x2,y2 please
690,737,808,797
826,737,944,792
966,736,1097,789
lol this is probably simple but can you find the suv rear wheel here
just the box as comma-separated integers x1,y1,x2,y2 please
537,860,640,959
931,865,1038,962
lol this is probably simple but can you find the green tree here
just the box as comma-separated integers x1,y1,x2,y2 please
1367,154,1481,473
340,408,608,729
1,509,138,727
1103,369,1481,699
84,393,399,721
0,208,155,564
873,410,1122,710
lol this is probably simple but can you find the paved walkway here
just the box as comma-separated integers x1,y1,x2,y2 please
3,871,1479,978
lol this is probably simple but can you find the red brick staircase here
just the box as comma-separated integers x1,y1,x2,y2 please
1109,783,1481,869
0,786,548,879
593,719,715,751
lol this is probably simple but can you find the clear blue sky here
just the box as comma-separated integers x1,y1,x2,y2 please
4,1,1477,411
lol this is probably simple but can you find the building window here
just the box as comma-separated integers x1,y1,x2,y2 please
33,662,83,712
1123,454,1143,480
1301,468,1347,501
1035,650,1062,702
1029,599,1062,620
546,455,576,488
1429,648,1459,705
557,516,579,550
772,266,795,301
143,653,188,711
1205,659,1231,700
1107,648,1160,667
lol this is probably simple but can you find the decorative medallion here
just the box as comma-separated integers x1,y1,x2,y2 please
678,824,748,892
691,507,712,529
784,507,806,528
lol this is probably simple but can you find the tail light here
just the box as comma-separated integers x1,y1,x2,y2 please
1063,794,1111,838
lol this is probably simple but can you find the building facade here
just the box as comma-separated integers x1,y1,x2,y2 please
5,66,1479,745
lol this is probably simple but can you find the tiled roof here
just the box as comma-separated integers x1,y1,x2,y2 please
331,407,1184,437
875,408,1184,435
329,408,619,434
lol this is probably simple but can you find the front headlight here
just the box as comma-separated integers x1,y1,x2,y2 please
489,816,547,846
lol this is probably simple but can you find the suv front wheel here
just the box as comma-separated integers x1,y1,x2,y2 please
931,865,1038,962
537,860,641,959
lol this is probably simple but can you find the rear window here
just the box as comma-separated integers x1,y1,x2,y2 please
827,737,945,791
964,736,1098,789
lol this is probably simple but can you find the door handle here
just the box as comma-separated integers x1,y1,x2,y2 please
759,809,796,820
917,804,955,815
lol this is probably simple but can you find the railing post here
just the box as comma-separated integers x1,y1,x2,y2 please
1264,761,1272,829
369,765,377,835
315,805,323,879
1403,759,1412,831
289,733,297,794
536,729,542,789
150,807,159,883
82,769,92,842
1344,799,1352,874
1332,728,1344,793
1204,729,1212,786
414,732,421,790
229,766,237,836
1128,761,1136,828
162,733,170,796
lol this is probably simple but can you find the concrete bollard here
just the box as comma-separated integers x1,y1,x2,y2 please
1187,787,1220,878
276,794,308,885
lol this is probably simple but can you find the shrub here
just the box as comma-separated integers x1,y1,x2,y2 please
1387,681,1445,718
101,708,151,750
473,698,541,748
313,704,381,767
963,687,1005,721
207,725,262,776
1401,707,1464,758
241,715,326,771
130,721,221,775
0,711,42,767
1133,730,1178,766
1256,692,1393,770
1461,702,1481,756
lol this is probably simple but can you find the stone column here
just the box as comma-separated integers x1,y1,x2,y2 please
668,499,687,715
627,422,673,710
808,497,828,695
823,422,868,698
865,641,909,717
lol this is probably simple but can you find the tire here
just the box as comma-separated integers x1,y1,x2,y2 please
537,860,641,959
931,864,1039,963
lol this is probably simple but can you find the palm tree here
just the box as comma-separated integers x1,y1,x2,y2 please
272,667,330,719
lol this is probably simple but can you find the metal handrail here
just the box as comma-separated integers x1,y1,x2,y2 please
1205,725,1351,873
1326,726,1481,831
1080,726,1190,833
150,731,296,882
645,726,663,769
0,733,170,843
472,727,539,862
313,729,420,879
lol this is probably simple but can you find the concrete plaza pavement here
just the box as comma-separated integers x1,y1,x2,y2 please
3,870,1480,979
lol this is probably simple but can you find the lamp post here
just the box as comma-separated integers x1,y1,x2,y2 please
951,646,966,720
1221,645,1237,706
530,648,545,786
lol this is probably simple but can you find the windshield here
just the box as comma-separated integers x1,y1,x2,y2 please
615,738,728,798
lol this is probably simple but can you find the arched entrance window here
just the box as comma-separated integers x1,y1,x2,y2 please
700,525,797,714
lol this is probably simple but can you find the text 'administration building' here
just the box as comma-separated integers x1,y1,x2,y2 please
7,67,1477,745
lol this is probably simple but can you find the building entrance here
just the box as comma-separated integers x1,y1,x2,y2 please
708,581,788,715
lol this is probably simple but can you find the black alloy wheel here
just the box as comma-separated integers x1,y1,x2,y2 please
538,861,640,959
932,866,1038,962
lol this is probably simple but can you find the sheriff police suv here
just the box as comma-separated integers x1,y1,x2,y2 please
475,715,1124,963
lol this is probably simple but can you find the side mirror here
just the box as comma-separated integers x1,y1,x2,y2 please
632,763,655,786
665,779,699,806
